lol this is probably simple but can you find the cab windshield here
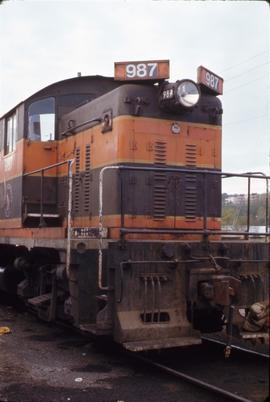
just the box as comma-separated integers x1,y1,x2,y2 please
28,97,55,141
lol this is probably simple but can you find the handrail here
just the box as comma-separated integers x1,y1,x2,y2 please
66,160,75,278
120,228,270,236
98,165,270,237
23,163,270,291
98,165,270,290
243,172,269,235
23,159,74,176
98,166,120,290
23,159,74,278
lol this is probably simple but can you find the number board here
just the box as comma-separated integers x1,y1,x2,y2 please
197,66,223,95
114,60,170,81
71,227,108,239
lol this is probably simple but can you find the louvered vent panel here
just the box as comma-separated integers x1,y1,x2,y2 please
74,147,81,213
154,141,167,165
185,144,197,167
184,174,197,221
84,144,91,212
153,141,167,220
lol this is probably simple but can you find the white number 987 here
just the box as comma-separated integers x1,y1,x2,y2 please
126,63,157,78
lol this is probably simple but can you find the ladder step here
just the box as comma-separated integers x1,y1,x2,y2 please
28,293,52,306
123,336,202,352
26,213,60,218
79,323,110,336
240,331,269,340
96,294,108,302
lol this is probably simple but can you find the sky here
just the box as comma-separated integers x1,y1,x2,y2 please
0,0,269,193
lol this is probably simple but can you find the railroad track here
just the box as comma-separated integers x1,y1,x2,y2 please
127,340,269,402
201,335,269,360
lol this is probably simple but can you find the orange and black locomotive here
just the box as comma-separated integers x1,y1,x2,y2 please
0,60,269,351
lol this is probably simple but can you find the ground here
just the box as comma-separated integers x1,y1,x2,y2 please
0,303,268,402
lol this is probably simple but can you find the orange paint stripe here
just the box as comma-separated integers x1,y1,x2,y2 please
0,139,24,183
58,115,221,173
0,226,66,239
0,215,220,241
23,140,58,175
1,116,221,183
71,214,221,230
70,215,221,240
0,217,22,229
0,139,58,184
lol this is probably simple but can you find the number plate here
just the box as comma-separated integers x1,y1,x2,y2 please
114,60,169,81
197,66,223,95
71,227,108,239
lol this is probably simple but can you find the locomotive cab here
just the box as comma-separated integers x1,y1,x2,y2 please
0,76,121,229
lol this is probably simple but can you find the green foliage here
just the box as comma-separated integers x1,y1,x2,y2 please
222,193,269,227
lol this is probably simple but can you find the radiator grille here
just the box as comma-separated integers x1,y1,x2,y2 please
185,144,197,167
153,141,167,220
154,141,167,165
184,174,197,221
84,144,91,212
74,147,81,213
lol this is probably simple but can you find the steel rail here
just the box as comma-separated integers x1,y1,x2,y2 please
130,353,255,402
201,336,269,359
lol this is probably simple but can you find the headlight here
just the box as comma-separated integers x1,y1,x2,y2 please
176,80,200,108
159,79,200,110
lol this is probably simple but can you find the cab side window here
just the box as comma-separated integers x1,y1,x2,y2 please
4,112,17,155
28,97,55,141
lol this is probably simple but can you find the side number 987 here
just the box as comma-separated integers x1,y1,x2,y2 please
205,71,219,90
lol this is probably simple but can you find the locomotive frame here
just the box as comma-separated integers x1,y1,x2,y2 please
0,61,269,351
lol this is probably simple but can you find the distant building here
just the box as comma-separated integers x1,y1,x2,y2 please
224,193,262,205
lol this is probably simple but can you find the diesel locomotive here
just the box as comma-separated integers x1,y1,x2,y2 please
0,60,269,351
